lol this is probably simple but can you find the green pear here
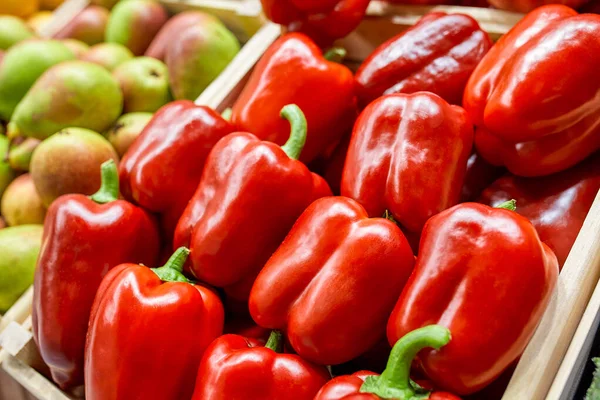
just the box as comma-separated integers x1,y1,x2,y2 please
81,42,133,71
0,40,75,121
166,20,240,100
8,60,123,140
105,112,153,156
0,135,16,198
0,16,35,50
113,57,171,112
8,138,40,171
0,225,43,313
61,39,89,58
146,11,216,61
105,0,168,56
30,127,119,206
1,174,46,226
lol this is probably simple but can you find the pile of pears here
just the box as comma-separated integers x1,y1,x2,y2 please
0,0,241,313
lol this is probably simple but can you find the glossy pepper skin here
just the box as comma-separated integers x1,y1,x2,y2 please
488,0,588,13
32,161,160,392
249,196,415,365
315,326,461,400
119,100,234,239
341,92,473,234
463,5,600,177
85,248,225,400
231,33,356,164
479,154,600,268
355,12,491,108
174,105,331,300
387,202,559,395
192,331,331,400
260,0,370,46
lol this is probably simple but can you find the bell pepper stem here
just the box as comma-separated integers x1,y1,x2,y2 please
323,47,347,63
495,199,517,211
221,108,232,121
280,104,307,160
89,160,119,204
265,330,284,353
360,325,451,399
151,247,192,284
383,210,398,224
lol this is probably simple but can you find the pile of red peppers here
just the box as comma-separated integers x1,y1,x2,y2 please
31,2,600,400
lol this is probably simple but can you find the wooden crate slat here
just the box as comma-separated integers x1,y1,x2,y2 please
0,286,33,336
546,249,600,399
502,191,600,399
2,356,71,400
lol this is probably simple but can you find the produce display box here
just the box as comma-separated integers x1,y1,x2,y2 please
1,2,600,400
0,0,268,398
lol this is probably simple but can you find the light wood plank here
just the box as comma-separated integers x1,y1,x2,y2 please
2,356,71,400
502,191,600,399
0,286,33,335
546,258,600,399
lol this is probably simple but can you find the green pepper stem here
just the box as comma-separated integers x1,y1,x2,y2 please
360,325,451,399
221,108,232,121
280,104,307,160
383,210,398,224
89,160,119,204
323,47,347,63
265,330,283,353
151,247,192,284
495,199,517,211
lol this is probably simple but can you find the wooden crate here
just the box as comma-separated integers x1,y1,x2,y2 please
181,8,600,398
2,2,600,400
0,0,265,327
0,0,267,398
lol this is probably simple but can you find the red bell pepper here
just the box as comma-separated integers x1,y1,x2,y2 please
119,100,234,239
32,160,160,391
355,12,492,108
249,196,414,365
478,154,600,268
85,247,224,400
231,33,357,164
315,326,461,400
260,0,371,46
460,152,505,202
341,92,473,234
387,202,559,395
488,0,588,13
463,5,600,176
174,105,331,300
192,331,331,399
